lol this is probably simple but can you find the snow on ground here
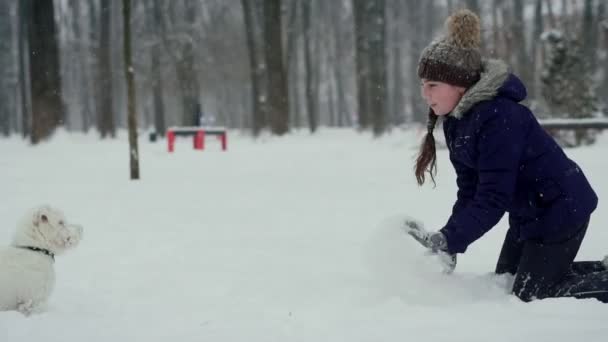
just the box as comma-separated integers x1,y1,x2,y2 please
1,128,607,341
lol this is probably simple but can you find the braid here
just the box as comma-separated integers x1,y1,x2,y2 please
415,109,439,186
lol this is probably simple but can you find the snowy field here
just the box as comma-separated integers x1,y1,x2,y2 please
1,128,608,341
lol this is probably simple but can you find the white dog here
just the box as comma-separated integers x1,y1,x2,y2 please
0,205,83,315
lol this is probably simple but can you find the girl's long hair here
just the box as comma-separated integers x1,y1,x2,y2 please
415,108,439,186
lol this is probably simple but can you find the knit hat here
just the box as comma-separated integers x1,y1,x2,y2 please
417,9,482,88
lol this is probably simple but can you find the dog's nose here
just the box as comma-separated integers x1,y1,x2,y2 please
67,223,84,238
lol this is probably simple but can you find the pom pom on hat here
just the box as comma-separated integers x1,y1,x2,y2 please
445,9,481,50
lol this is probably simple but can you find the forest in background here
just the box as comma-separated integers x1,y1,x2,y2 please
0,0,606,143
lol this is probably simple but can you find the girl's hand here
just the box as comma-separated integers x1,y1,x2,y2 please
404,218,448,252
403,217,457,273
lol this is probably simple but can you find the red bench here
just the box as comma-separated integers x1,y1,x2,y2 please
167,126,227,152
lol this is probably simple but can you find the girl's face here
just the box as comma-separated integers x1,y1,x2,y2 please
420,79,466,116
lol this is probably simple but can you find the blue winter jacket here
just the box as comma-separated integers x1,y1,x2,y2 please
439,60,598,254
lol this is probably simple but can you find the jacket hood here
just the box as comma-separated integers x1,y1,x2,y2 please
451,59,527,119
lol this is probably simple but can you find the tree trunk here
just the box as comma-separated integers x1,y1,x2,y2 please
175,2,201,127
561,0,570,34
151,0,166,135
329,1,349,127
264,0,289,135
545,0,556,28
353,0,371,129
302,0,317,132
86,0,99,131
28,0,64,144
582,0,597,71
176,49,200,126
123,0,139,180
285,0,301,128
98,0,115,138
391,0,405,125
328,70,336,127
512,0,531,98
501,3,514,67
0,0,12,136
601,2,608,114
70,0,94,133
312,3,323,128
367,0,387,136
531,0,543,102
18,0,30,138
490,0,501,58
406,0,426,123
241,0,265,135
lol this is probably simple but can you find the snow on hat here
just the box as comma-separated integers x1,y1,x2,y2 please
417,9,482,88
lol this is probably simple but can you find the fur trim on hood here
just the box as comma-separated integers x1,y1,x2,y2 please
451,59,509,119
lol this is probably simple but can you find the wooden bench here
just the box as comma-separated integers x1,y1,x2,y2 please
538,118,608,147
166,126,227,152
538,118,608,131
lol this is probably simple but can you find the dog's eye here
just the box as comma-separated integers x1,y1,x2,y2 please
58,220,65,226
41,215,48,223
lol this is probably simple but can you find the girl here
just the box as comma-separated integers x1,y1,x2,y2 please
409,9,608,302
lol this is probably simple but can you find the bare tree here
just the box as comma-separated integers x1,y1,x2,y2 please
353,0,370,129
489,0,503,58
149,0,166,136
123,0,139,180
242,0,266,135
284,0,301,129
18,0,30,138
545,0,556,28
0,0,12,136
327,0,350,127
500,2,514,67
582,0,599,71
66,0,95,132
531,0,544,99
387,0,405,126
28,0,64,144
98,0,115,138
161,1,202,126
601,2,608,113
367,0,387,136
302,0,317,132
406,0,427,123
353,0,388,134
561,0,570,34
512,0,532,98
264,0,289,135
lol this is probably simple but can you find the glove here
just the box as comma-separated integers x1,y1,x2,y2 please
403,217,457,274
409,229,448,253
403,217,447,251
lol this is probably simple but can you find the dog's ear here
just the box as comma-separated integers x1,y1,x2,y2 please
32,207,49,227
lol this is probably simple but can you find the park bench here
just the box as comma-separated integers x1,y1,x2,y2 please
166,126,227,152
